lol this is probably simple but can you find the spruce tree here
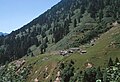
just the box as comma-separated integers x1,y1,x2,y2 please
108,57,114,67
83,71,88,82
115,57,119,64
40,44,44,54
74,19,77,27
103,70,107,82
96,66,103,81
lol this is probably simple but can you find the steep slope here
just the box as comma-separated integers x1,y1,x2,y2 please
0,0,120,81
0,0,120,65
26,24,120,82
0,24,120,82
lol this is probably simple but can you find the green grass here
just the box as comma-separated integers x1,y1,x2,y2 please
60,26,120,70
21,25,120,82
24,53,64,82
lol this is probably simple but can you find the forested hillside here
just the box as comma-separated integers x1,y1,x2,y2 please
0,24,120,82
0,0,120,65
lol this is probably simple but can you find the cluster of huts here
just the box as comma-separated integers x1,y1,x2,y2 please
58,35,101,56
59,47,87,56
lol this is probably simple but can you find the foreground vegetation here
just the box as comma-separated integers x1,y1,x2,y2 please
59,58,120,82
0,56,119,82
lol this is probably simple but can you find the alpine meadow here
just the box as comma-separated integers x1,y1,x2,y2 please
0,0,120,82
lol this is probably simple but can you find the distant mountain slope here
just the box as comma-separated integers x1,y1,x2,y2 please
0,32,8,36
0,0,120,65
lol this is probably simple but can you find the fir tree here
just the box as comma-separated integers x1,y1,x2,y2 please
74,19,77,27
83,71,88,82
108,57,114,67
96,66,103,81
115,57,119,64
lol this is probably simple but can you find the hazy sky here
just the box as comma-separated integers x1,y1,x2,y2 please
0,0,61,33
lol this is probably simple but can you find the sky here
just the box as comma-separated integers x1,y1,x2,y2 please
0,0,61,33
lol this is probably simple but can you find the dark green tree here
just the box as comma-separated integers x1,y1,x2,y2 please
74,19,77,27
45,37,49,43
96,66,103,81
40,44,44,54
98,9,103,22
103,70,107,82
62,62,74,82
83,71,88,82
108,57,114,67
115,57,119,64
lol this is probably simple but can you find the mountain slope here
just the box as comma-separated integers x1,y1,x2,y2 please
0,0,120,81
0,24,120,82
14,24,120,82
0,0,120,65
0,32,8,36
